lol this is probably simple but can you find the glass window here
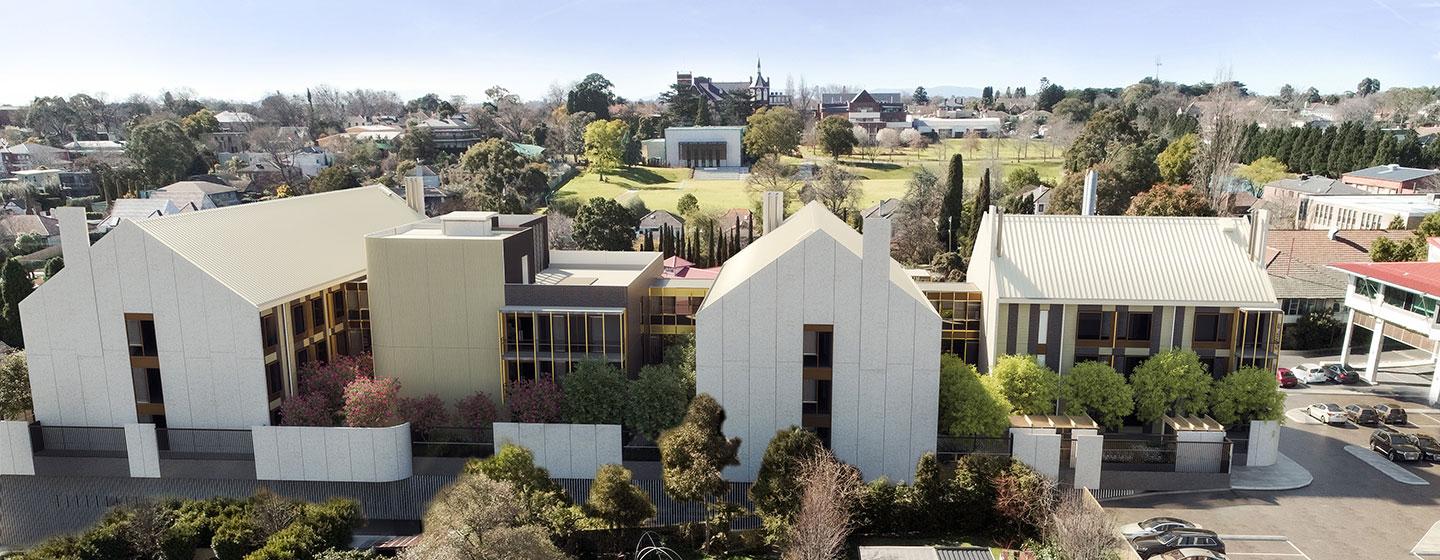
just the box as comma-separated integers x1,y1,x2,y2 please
1126,313,1152,341
291,303,306,335
1193,313,1231,343
802,329,834,368
261,313,279,349
1077,312,1105,340
266,362,283,396
311,298,325,330
331,291,345,322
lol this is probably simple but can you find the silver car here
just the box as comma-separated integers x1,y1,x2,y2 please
1121,517,1201,540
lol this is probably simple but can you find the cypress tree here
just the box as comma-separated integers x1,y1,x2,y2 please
1371,134,1398,167
1275,129,1298,169
1356,129,1381,170
643,230,654,252
938,154,965,251
962,169,992,256
1396,138,1424,168
0,258,32,347
694,101,712,127
1292,127,1319,174
1308,128,1336,177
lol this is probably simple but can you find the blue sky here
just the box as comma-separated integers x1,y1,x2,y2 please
4,0,1438,105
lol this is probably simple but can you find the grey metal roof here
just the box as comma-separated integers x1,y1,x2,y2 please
1264,176,1363,195
1343,165,1439,183
935,548,995,560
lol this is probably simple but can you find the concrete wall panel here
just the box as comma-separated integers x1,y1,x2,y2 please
1247,420,1280,467
494,423,621,479
0,421,35,475
123,423,161,478
252,424,411,482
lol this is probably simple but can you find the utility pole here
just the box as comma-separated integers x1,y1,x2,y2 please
1154,56,1163,82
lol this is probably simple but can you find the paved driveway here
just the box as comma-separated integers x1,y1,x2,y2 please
1106,391,1440,559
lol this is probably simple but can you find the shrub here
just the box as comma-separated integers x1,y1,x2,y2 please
300,499,361,552
297,354,373,410
1210,367,1285,426
938,355,1012,436
1131,348,1213,423
625,364,690,439
314,550,380,560
341,376,401,428
1059,361,1134,430
398,393,449,438
750,427,824,541
279,392,336,427
561,360,628,424
244,522,323,560
991,461,1056,545
455,392,498,431
466,443,565,498
0,350,32,420
161,520,203,560
1284,311,1343,350
212,517,264,560
507,379,563,423
585,464,656,528
987,355,1059,415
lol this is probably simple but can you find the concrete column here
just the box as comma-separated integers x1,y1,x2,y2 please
1072,429,1103,489
1364,316,1386,384
1339,309,1356,366
1429,352,1440,406
1246,420,1280,467
1010,427,1061,481
0,420,35,475
123,423,161,478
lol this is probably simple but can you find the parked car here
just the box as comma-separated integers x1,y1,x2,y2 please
1306,403,1346,424
1276,368,1297,388
1292,363,1328,384
1121,517,1201,540
1371,429,1423,462
1131,529,1225,558
1401,432,1440,461
1322,363,1360,384
1374,404,1408,425
1147,549,1226,560
1345,404,1380,426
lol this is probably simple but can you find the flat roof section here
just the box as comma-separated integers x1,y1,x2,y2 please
533,250,661,288
1308,195,1440,216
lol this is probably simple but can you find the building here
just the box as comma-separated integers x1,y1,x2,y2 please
290,148,334,178
695,198,941,482
1264,229,1414,322
97,199,189,232
147,181,242,210
676,59,789,108
1299,194,1440,230
965,210,1282,377
412,117,482,151
910,117,1003,138
398,166,444,216
0,213,60,246
640,139,666,166
1018,185,1053,214
366,212,662,402
664,126,744,168
860,198,902,221
1331,257,1440,402
62,140,125,156
18,187,422,430
818,91,907,135
637,209,684,235
0,143,69,176
206,111,260,153
1341,164,1440,194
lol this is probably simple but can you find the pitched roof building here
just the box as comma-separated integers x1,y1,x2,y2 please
1341,164,1440,194
1264,228,1414,319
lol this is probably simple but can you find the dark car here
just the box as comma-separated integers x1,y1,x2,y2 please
1371,429,1423,461
1323,363,1360,384
1402,433,1440,461
1374,404,1408,425
1276,368,1297,388
1131,529,1225,558
1345,404,1380,426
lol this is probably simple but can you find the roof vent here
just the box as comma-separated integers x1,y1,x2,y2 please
1327,227,1339,240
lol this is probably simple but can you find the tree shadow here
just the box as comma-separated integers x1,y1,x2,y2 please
842,161,903,172
615,167,674,185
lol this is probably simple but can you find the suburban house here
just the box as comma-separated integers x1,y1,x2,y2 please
1264,229,1414,322
1262,176,1362,203
62,140,125,156
1340,164,1439,194
818,91,908,135
0,213,60,246
18,187,423,430
664,126,744,168
97,199,189,232
396,166,446,216
412,117,482,151
719,208,754,236
146,181,242,210
1299,194,1440,230
1018,185,1053,214
0,142,69,176
206,111,259,153
965,210,1282,377
860,198,902,221
637,209,684,235
1331,254,1440,402
695,197,941,483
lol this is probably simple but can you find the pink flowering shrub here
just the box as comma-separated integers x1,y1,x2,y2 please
398,393,450,437
342,376,402,428
279,392,336,427
507,379,563,423
456,393,499,431
298,353,374,409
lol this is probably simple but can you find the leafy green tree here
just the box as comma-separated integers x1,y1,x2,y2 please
465,443,566,499
1059,361,1133,430
126,120,200,186
409,470,569,560
750,427,824,542
42,256,64,278
676,193,700,216
1156,133,1198,184
585,464,655,528
459,138,548,212
1131,348,1213,423
1234,156,1291,188
1357,77,1381,97
180,109,220,139
583,119,629,178
658,394,740,502
396,125,437,163
986,355,1059,415
0,257,32,347
1062,109,1142,173
573,197,636,251
912,87,929,105
938,154,965,250
961,169,993,255
816,116,857,158
625,364,690,439
1004,166,1042,193
1051,98,1092,123
743,106,803,158
12,233,44,256
308,166,360,193
1035,83,1066,111
0,351,30,420
567,73,617,119
561,360,628,425
1125,183,1216,217
1209,367,1285,427
938,355,1011,436
659,83,702,127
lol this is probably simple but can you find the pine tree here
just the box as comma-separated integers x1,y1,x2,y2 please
1371,134,1398,167
0,258,32,347
1309,128,1336,177
938,154,965,251
694,101,712,127
962,169,992,256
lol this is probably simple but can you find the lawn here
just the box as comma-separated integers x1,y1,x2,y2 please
554,138,1066,213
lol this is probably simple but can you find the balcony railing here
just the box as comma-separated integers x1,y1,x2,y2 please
31,424,127,457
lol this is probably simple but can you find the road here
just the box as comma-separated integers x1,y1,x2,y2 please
1106,389,1440,559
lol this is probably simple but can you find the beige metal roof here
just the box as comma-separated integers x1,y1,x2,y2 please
700,201,930,311
133,185,422,308
973,214,1278,308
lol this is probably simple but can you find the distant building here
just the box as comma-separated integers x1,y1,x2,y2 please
637,209,684,235
412,117,482,151
1019,185,1052,214
1262,176,1363,205
1330,258,1440,401
677,59,789,108
1341,164,1440,194
1264,228,1414,323
819,90,907,135
860,198,902,221
0,214,60,246
664,126,744,168
62,140,125,156
1300,194,1440,230
641,138,666,166
0,143,70,175
207,111,260,153
98,199,189,232
146,181,242,210
910,117,1003,138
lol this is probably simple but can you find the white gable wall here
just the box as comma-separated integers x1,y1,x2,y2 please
20,220,270,430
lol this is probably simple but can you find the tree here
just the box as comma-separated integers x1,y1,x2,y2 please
585,464,655,529
1036,83,1066,111
0,258,32,347
1125,184,1216,217
1233,156,1291,188
397,125,438,163
658,394,741,502
342,376,401,428
561,361,628,425
506,379,564,423
408,470,567,560
1059,361,1134,430
1051,98,1092,123
938,154,965,250
181,108,220,139
625,364,690,440
899,128,926,149
127,120,200,186
961,168,993,254
309,166,360,193
1210,367,1285,427
746,156,803,211
744,107,804,158
583,119,629,178
875,128,901,153
456,393,498,431
751,427,825,542
1356,77,1381,97
891,168,943,265
0,351,30,420
782,453,862,560
801,164,862,218
1156,133,1199,184
676,193,700,216
567,73,616,119
459,138,548,212
938,355,1012,437
816,116,858,158
1047,491,1123,560
1063,109,1142,173
1131,348,1213,423
467,443,564,498
912,87,930,105
986,355,1059,415
399,394,450,438
573,197,636,251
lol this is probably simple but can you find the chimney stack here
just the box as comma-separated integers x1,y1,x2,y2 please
55,206,91,276
1081,169,1098,216
403,177,426,216
762,191,785,235
990,205,1004,258
1250,208,1270,265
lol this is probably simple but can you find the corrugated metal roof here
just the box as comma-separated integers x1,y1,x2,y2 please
1343,165,1439,183
935,548,995,560
1330,261,1440,296
132,185,422,308
976,214,1278,307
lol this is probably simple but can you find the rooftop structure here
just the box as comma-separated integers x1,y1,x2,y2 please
1341,164,1440,194
1300,194,1440,230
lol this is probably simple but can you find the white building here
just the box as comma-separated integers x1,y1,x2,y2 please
664,126,744,168
695,197,941,482
911,117,1004,138
1332,256,1440,403
19,187,421,430
1300,194,1440,230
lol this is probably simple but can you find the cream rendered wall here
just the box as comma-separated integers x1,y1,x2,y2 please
696,228,940,483
366,234,506,402
20,219,269,429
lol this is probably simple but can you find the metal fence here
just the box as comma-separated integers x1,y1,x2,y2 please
1101,438,1177,472
157,428,254,459
936,434,1012,463
31,424,127,457
412,426,494,459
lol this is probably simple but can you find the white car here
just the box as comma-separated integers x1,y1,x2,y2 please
1292,363,1328,384
1307,403,1346,424
1121,517,1201,540
1147,549,1225,560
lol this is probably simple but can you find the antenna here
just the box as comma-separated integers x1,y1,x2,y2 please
1154,56,1163,82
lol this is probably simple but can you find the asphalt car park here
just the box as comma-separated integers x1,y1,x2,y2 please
1220,536,1313,559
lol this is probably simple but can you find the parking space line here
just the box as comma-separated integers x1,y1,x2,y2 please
1421,413,1440,426
1344,445,1429,484
1287,540,1313,560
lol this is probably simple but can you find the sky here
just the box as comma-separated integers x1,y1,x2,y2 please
3,0,1439,106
